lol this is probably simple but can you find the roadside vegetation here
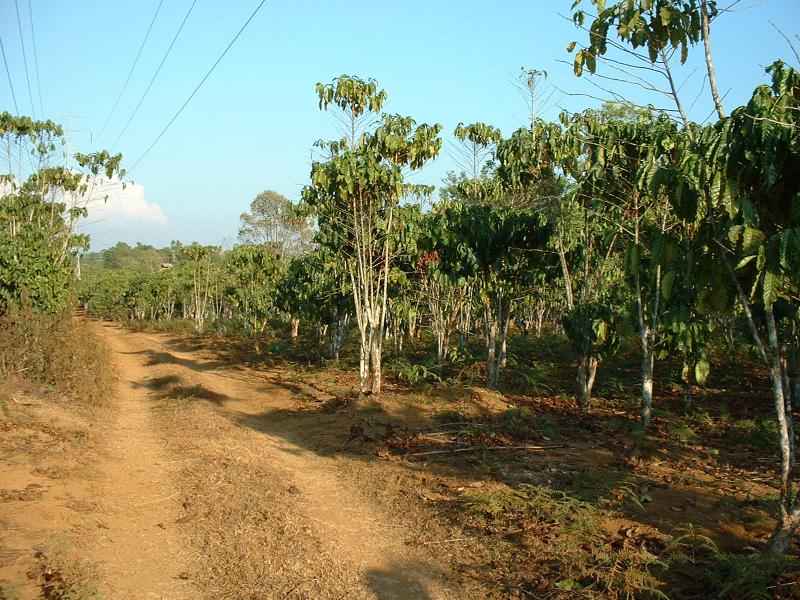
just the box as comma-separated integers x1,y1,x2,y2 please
2,1,800,597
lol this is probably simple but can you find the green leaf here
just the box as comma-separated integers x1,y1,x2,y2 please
585,51,596,74
574,50,585,77
695,358,710,386
698,286,729,315
659,6,672,26
728,225,742,246
557,579,585,591
626,242,640,276
596,320,608,343
762,270,782,307
742,227,765,254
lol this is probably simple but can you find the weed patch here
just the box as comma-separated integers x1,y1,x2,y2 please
496,407,561,439
31,548,100,600
665,527,798,598
0,303,110,405
724,418,778,452
456,483,668,597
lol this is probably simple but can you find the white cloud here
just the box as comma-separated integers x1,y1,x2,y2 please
83,178,167,226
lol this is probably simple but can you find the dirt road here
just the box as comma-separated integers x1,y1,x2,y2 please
90,323,458,599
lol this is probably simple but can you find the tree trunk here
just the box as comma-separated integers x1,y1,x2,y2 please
781,358,796,468
498,300,512,370
765,508,800,555
720,248,799,555
458,290,473,352
330,313,348,360
195,310,205,334
535,302,546,337
683,357,695,412
641,328,655,428
359,328,370,393
700,0,726,119
724,317,737,365
764,304,798,555
484,295,512,389
485,308,499,388
576,353,598,410
369,324,383,395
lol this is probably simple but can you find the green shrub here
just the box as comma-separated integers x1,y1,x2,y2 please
387,357,441,386
724,418,778,451
690,409,714,431
432,409,468,424
497,407,562,439
669,422,699,444
666,527,794,598
459,484,667,597
602,415,633,433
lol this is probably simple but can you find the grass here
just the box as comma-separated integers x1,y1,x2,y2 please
0,394,12,420
745,492,781,515
126,318,196,335
724,417,779,452
432,409,470,424
386,356,442,387
454,480,797,598
496,407,562,439
668,421,699,444
56,317,798,596
456,483,667,598
31,546,101,600
0,302,111,406
665,526,798,599
149,396,375,599
562,469,642,508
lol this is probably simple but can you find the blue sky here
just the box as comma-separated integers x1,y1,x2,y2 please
1,0,798,249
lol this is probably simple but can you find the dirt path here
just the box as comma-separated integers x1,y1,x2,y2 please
95,323,457,599
87,328,191,599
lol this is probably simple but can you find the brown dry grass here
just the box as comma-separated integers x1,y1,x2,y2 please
0,312,110,599
0,304,111,406
150,396,375,599
0,383,105,599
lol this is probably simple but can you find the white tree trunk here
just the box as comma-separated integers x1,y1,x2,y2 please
576,353,598,409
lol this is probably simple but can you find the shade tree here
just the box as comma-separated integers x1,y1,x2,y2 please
302,75,442,395
0,113,123,314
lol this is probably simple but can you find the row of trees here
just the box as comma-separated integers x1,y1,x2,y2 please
0,112,122,314
11,0,799,556
293,0,799,553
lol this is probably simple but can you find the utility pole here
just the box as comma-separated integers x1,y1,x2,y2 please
522,68,547,140
61,114,87,168
60,114,91,282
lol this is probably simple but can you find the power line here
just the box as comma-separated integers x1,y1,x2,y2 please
1,31,36,177
88,0,131,126
111,0,199,150
27,0,45,117
13,0,36,118
0,34,20,114
95,0,165,142
128,0,268,174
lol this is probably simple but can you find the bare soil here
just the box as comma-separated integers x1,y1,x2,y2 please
2,322,798,599
2,322,461,599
